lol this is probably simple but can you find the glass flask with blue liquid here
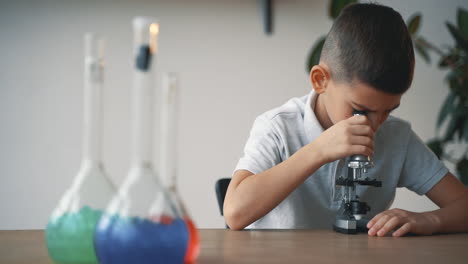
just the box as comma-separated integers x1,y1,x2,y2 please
94,17,191,264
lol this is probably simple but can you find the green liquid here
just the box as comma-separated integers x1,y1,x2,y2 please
45,206,102,264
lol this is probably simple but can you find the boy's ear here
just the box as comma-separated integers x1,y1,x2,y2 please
310,64,330,94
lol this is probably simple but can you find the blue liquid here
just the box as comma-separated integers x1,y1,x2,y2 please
94,214,189,264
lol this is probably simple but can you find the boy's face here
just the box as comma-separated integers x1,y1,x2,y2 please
322,78,402,132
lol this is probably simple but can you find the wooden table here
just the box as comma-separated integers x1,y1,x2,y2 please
1,229,467,263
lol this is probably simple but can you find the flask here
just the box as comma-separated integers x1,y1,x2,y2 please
160,72,200,262
45,33,115,264
94,17,189,264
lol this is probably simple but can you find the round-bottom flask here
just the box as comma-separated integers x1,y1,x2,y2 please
94,166,189,264
46,33,115,264
160,72,200,262
94,17,190,264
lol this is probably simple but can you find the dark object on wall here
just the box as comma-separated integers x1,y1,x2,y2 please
261,0,273,35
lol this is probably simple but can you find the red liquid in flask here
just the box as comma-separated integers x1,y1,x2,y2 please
148,214,199,263
149,214,174,225
184,217,200,263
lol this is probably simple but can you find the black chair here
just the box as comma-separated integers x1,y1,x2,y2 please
215,178,231,216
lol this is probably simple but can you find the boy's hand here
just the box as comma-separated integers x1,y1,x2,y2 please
367,208,440,237
312,115,374,164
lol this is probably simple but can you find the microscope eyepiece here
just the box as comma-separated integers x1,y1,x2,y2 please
353,110,367,116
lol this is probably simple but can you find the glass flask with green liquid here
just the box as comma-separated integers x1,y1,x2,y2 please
45,33,116,264
94,17,194,264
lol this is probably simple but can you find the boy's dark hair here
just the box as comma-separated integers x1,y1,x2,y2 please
320,3,415,94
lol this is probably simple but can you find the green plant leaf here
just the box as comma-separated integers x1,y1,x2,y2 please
329,0,358,19
443,101,466,142
415,41,430,63
445,69,465,93
456,115,467,141
444,116,458,142
456,158,468,186
445,68,468,100
459,72,468,99
464,117,468,142
457,8,468,39
407,13,422,36
437,91,457,129
438,52,458,69
306,36,326,73
426,138,444,159
446,22,468,52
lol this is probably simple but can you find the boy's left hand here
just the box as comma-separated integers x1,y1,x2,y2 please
367,208,440,237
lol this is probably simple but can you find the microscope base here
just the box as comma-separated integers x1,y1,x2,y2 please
333,224,357,234
333,218,369,235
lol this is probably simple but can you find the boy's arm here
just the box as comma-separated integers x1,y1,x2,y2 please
224,115,374,230
224,143,326,230
367,172,468,237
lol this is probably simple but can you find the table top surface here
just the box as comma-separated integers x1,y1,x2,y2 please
1,229,467,264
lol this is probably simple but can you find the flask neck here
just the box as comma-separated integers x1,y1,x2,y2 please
160,73,179,189
131,22,158,166
82,56,104,163
131,70,155,166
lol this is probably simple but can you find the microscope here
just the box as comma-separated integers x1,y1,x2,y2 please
333,110,382,234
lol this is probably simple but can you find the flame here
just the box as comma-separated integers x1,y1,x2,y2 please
149,23,159,54
150,23,159,35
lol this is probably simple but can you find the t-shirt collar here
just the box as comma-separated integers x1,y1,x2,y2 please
303,90,325,143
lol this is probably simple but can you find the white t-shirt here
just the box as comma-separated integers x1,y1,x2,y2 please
234,90,448,229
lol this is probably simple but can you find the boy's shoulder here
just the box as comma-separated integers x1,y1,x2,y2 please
380,115,412,132
376,116,416,149
259,94,309,123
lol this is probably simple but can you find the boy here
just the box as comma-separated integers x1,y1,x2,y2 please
224,3,468,237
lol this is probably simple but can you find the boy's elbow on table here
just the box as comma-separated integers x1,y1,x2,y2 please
224,204,248,231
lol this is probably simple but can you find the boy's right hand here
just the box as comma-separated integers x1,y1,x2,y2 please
311,115,375,164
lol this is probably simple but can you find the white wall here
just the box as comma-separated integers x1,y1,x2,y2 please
1,0,467,230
